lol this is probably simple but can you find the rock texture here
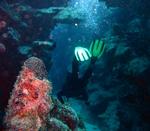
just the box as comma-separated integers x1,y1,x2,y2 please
4,57,85,130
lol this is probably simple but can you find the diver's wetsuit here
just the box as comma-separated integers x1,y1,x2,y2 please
57,57,96,103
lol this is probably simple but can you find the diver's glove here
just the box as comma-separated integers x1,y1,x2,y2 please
89,39,105,64
74,46,91,62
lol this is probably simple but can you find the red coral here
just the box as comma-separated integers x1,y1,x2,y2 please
4,57,52,130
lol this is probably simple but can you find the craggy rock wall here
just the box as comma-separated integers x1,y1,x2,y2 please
86,0,150,130
0,0,83,128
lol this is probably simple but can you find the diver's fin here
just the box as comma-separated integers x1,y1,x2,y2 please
89,39,105,58
75,47,91,62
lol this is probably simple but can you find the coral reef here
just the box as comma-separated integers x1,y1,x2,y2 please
0,0,150,130
54,7,84,23
4,57,84,130
124,57,150,76
49,97,79,130
0,1,83,127
47,117,70,131
87,0,150,130
47,97,85,130
98,100,120,131
4,57,52,130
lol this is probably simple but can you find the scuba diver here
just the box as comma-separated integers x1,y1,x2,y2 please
57,39,105,104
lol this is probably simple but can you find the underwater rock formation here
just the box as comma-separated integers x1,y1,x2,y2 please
54,7,84,23
4,57,84,130
83,1,150,130
47,117,70,131
49,97,79,130
4,57,52,130
124,57,150,77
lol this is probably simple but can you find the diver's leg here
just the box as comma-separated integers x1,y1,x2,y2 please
72,57,79,78
81,58,96,85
